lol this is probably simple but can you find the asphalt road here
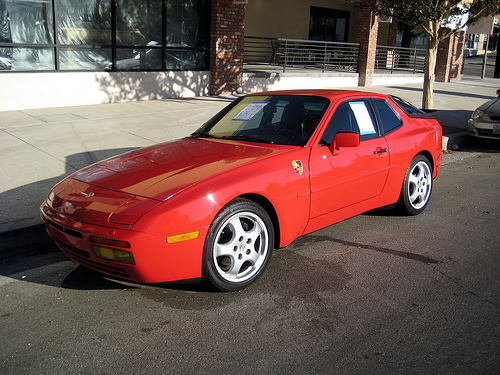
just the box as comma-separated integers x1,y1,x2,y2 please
1,144,499,374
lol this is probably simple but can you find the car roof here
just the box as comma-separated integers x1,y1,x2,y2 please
248,89,389,100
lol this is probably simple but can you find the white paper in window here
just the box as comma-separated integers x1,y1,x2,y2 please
349,101,377,135
232,102,269,121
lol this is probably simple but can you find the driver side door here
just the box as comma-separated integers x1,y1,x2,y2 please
309,99,390,218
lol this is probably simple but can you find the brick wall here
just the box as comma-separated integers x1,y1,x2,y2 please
356,7,379,86
209,0,246,95
436,31,466,82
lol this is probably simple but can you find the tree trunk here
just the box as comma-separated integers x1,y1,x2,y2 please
422,23,440,110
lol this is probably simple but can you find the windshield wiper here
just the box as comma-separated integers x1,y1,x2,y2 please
191,132,273,144
220,134,273,144
190,131,220,139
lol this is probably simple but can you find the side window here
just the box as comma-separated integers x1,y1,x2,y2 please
321,100,378,144
372,100,402,135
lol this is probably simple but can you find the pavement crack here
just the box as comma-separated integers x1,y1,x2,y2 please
433,268,500,308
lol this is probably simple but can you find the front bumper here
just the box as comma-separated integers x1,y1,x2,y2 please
41,201,206,284
467,119,500,140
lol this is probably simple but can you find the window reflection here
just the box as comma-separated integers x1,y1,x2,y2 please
7,47,54,70
1,0,54,70
0,0,209,72
165,49,206,70
166,0,205,48
116,45,162,70
0,0,54,44
116,0,162,46
57,0,111,45
59,48,112,71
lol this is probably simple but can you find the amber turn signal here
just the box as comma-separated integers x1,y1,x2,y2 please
167,231,199,244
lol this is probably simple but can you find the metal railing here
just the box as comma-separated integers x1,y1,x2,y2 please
244,36,360,73
375,45,426,74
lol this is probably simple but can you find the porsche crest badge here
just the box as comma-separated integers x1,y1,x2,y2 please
291,160,303,175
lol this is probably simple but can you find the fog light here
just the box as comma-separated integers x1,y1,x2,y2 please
93,246,135,264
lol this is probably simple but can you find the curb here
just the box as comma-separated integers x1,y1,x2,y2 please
443,131,470,151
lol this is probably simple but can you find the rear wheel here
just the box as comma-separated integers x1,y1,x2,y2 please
398,155,433,215
202,199,274,291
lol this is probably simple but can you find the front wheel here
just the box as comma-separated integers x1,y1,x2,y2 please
202,199,274,291
398,155,433,215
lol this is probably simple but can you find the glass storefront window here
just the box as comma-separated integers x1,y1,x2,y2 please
0,0,55,70
57,0,112,45
309,6,350,43
0,47,12,69
59,48,112,70
3,47,54,70
165,49,206,70
116,46,162,70
116,0,162,46
0,0,209,72
0,0,54,44
166,0,207,48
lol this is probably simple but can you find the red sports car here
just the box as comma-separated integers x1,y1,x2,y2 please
41,90,442,291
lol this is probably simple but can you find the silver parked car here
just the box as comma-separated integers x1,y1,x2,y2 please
468,89,500,139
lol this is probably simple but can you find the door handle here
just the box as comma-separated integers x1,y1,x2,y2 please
373,148,388,154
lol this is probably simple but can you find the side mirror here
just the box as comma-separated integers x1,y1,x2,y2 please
329,132,360,156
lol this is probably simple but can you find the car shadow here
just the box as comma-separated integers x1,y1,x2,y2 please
432,109,470,133
466,136,500,152
0,148,137,283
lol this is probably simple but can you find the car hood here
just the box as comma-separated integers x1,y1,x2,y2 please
478,97,500,116
71,137,286,201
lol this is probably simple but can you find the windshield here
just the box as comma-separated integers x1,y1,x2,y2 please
192,95,330,146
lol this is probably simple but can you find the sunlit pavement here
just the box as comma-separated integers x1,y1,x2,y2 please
0,70,498,249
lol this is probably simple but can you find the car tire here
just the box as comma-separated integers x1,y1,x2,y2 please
398,155,433,215
202,198,274,291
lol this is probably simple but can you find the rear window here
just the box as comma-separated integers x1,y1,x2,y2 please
390,96,426,116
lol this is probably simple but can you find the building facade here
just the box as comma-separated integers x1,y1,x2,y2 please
0,0,464,110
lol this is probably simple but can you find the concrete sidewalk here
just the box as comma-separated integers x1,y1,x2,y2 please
0,76,498,240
